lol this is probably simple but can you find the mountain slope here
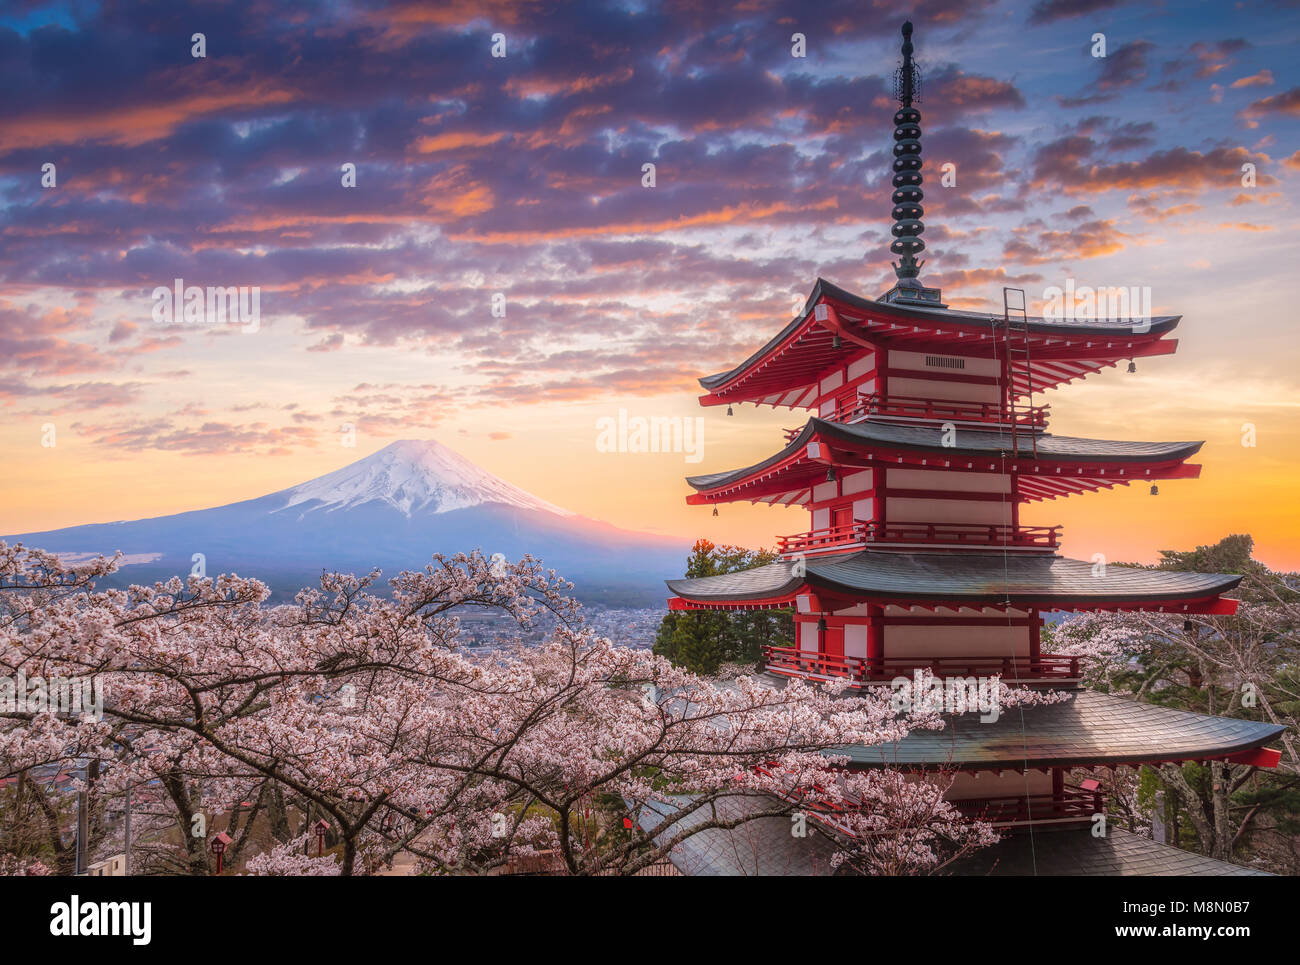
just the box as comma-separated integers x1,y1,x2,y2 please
10,440,687,605
274,438,572,518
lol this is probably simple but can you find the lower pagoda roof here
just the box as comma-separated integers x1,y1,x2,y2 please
948,826,1272,876
638,796,1270,876
825,687,1285,770
666,550,1241,612
686,418,1202,504
637,793,841,876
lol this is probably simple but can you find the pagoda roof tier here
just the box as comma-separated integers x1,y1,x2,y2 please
637,793,841,876
665,550,1241,613
949,827,1271,877
686,418,1202,505
642,801,1269,875
699,278,1180,407
822,687,1285,771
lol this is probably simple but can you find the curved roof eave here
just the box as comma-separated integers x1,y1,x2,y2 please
832,689,1286,770
699,277,1182,393
685,418,1203,493
665,552,1243,605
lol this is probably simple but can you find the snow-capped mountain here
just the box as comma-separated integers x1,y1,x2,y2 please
274,439,573,518
9,440,686,605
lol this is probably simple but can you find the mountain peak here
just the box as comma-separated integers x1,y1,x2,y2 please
273,438,573,518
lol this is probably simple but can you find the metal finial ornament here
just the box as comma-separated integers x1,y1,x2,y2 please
890,20,925,285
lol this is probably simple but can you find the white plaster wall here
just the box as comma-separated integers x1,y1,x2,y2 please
945,770,1053,800
887,497,1011,525
887,377,1000,403
889,468,1009,492
883,624,1029,658
843,469,874,494
845,624,868,659
889,350,999,376
820,370,844,396
848,355,876,381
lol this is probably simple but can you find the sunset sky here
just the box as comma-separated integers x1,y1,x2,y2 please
2,0,1298,572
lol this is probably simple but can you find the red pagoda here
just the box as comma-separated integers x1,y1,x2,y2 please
662,21,1283,875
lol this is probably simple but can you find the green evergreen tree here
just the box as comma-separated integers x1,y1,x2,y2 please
654,538,794,675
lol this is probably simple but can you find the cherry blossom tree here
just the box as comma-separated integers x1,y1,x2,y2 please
1043,536,1300,867
0,541,1020,876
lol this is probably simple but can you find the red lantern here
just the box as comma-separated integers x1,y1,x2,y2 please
312,818,331,857
210,831,232,875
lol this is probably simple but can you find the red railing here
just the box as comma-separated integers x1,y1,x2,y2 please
784,394,1049,442
762,646,1081,682
951,786,1103,826
776,521,868,555
863,520,1061,549
833,393,1049,428
791,785,1102,835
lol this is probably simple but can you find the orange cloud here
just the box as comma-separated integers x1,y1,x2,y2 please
413,132,507,153
0,83,297,148
1231,70,1274,88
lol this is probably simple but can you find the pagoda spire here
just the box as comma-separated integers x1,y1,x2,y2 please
880,21,945,307
891,21,924,283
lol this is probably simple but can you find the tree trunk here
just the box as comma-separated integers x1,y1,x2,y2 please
161,769,210,875
266,783,292,843
1210,762,1234,861
1159,764,1214,855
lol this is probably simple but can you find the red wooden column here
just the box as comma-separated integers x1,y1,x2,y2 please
866,604,884,678
1052,767,1064,814
1028,608,1042,672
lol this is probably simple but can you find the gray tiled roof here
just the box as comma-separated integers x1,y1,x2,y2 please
686,418,1202,491
950,826,1272,876
640,798,1269,875
700,277,1181,391
637,794,839,876
832,688,1285,769
666,551,1242,605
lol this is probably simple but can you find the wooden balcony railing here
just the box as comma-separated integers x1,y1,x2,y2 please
863,520,1062,549
834,394,1049,428
950,786,1103,826
787,784,1102,835
783,395,1049,442
776,521,868,555
762,645,1082,683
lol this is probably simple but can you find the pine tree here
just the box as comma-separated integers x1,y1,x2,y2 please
655,539,793,674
